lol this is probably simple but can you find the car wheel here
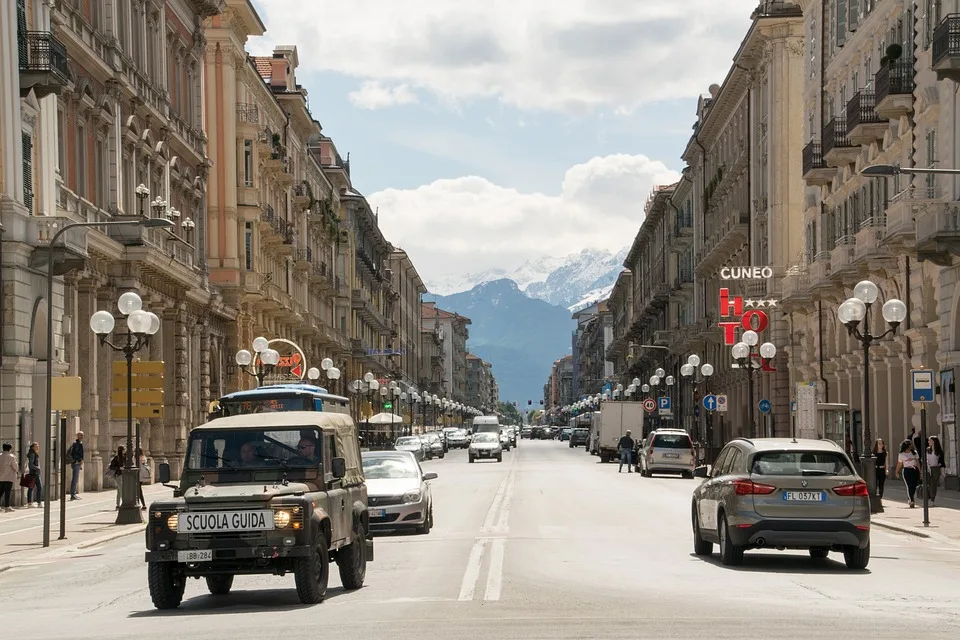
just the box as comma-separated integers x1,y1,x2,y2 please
337,525,367,589
469,455,475,463
692,505,713,556
205,574,234,596
809,548,829,559
682,471,693,479
294,531,330,604
417,507,432,535
439,452,445,459
497,454,503,462
717,514,744,566
843,541,870,570
148,562,186,610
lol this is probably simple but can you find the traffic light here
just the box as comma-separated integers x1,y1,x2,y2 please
528,400,532,405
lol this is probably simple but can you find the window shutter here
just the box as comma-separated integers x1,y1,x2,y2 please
16,0,27,67
22,132,33,211
837,0,847,46
849,0,860,31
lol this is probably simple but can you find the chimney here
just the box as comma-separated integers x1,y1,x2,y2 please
270,54,288,90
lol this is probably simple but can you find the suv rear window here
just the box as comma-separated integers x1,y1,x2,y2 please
751,451,853,476
652,433,692,449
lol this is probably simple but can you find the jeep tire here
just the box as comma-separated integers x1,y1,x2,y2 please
337,525,367,590
205,575,234,595
148,561,186,610
294,531,330,604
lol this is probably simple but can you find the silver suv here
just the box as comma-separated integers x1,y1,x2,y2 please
691,438,870,569
639,429,695,478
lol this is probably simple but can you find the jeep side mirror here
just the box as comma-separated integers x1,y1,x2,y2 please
331,457,346,479
693,465,709,478
158,463,171,484
423,472,438,481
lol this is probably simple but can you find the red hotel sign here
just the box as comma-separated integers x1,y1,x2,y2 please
717,288,776,372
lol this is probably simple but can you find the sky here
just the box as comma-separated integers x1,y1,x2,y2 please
249,0,761,289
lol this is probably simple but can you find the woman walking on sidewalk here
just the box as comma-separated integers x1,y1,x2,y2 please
872,439,887,499
26,442,42,507
0,443,18,512
109,446,126,509
896,439,921,508
136,448,149,510
926,436,945,504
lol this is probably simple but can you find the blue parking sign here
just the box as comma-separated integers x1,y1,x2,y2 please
658,396,671,410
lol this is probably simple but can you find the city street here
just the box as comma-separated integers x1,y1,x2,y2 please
2,440,959,639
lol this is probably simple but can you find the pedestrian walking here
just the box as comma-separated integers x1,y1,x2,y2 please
895,439,921,508
0,443,19,512
926,436,945,504
26,442,42,507
109,446,126,509
872,438,887,499
136,448,150,510
68,431,84,500
618,430,635,473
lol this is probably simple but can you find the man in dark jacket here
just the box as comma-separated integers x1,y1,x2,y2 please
618,430,636,473
68,432,84,500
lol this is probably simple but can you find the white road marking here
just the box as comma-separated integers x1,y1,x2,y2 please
457,540,487,601
480,476,509,533
483,537,506,601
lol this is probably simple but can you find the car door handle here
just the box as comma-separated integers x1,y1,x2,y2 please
341,499,345,508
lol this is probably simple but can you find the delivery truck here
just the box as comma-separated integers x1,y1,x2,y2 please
596,402,645,463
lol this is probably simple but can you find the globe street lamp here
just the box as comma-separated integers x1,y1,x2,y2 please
731,331,776,438
682,355,715,459
320,357,341,395
90,291,161,525
837,279,907,513
235,337,281,387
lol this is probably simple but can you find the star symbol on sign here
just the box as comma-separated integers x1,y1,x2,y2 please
767,299,778,307
744,299,755,308
755,300,767,308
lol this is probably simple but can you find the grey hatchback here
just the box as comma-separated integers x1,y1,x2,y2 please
691,438,870,569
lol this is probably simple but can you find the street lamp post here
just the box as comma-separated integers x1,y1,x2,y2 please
89,292,161,525
731,330,776,438
235,337,281,387
681,354,714,459
319,358,341,395
42,216,172,547
837,280,908,514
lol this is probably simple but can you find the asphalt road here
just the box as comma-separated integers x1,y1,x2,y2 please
3,439,960,639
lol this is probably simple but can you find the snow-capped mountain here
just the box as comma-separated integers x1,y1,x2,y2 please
425,247,628,310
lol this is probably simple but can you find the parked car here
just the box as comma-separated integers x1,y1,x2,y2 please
362,450,436,535
560,428,572,441
638,429,695,478
394,436,427,461
506,427,518,447
521,427,533,439
469,432,503,463
499,430,512,451
569,427,589,447
691,438,870,569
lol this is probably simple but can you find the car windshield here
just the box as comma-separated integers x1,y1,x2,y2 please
751,451,854,476
423,434,439,442
653,433,692,449
184,427,322,470
473,433,498,443
574,429,588,435
362,455,420,479
396,437,421,446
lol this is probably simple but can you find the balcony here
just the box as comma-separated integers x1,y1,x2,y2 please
822,118,858,167
829,237,857,284
780,269,811,308
30,217,90,275
653,330,677,347
651,282,671,305
933,15,960,82
853,217,892,266
235,102,259,135
672,210,693,248
309,261,335,292
915,202,960,266
294,247,311,271
808,254,833,293
351,288,393,334
293,183,312,209
846,92,887,146
18,31,69,98
881,189,917,251
802,141,835,186
875,59,915,119
695,209,750,275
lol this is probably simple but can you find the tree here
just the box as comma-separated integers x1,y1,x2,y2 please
498,401,522,424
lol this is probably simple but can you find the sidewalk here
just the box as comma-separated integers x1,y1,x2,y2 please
873,482,960,543
0,483,173,573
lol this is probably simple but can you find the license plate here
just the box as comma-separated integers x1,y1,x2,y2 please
783,491,825,502
663,453,680,459
368,508,387,518
178,549,213,563
177,510,275,533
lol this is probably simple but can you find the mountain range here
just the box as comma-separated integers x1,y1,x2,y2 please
423,247,629,405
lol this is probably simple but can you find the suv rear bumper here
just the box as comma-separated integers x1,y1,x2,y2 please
729,519,869,549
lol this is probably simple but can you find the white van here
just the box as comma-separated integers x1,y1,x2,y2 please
472,415,500,435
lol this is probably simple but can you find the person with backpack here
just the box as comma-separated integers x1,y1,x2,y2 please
68,432,84,500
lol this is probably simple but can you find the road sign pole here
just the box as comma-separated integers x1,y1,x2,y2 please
921,403,930,527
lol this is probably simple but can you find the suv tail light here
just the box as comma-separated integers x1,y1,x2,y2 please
733,479,776,495
833,481,868,497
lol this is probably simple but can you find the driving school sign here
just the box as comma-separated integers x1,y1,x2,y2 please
265,338,306,382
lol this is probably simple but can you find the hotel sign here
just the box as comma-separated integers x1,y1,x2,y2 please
717,266,777,372
719,266,774,280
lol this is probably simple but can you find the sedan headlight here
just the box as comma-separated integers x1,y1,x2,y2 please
402,490,422,504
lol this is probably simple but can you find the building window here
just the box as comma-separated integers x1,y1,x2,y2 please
94,137,106,206
926,129,938,197
22,132,33,211
243,140,253,186
56,108,65,176
76,123,87,198
244,222,253,270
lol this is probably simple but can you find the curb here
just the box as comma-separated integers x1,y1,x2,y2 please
0,524,144,574
872,518,931,538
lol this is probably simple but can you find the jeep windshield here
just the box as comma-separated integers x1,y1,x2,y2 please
184,426,323,471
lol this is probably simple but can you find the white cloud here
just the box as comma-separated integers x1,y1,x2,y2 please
252,0,759,113
368,154,679,289
347,81,419,109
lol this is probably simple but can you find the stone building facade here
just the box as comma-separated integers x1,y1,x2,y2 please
388,248,427,389
421,302,470,404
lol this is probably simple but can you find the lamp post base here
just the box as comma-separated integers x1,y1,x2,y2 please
858,455,884,514
115,467,144,525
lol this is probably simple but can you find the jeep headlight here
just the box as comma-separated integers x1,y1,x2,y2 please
274,510,292,529
166,513,179,531
401,490,422,504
